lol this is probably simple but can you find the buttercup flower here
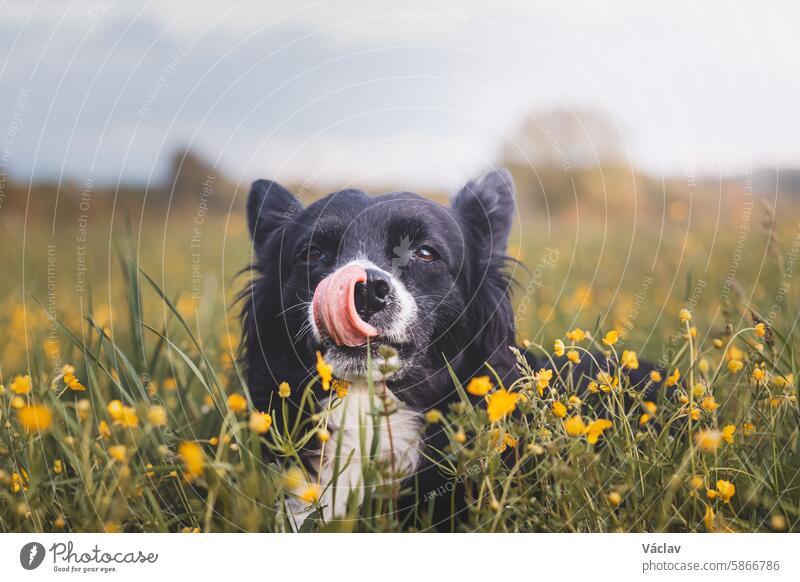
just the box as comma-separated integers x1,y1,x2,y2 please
299,483,321,503
754,323,765,337
714,480,735,503
554,339,565,356
317,428,331,443
466,375,492,397
17,404,53,433
147,405,168,427
665,368,680,387
603,330,619,346
695,429,722,452
566,350,581,364
704,505,715,531
179,442,205,478
334,380,350,398
721,424,736,445
649,370,662,383
425,409,443,423
486,389,519,422
566,328,587,342
751,366,766,383
607,491,622,507
278,382,291,398
585,419,612,444
316,351,333,391
10,374,32,395
249,411,272,434
727,360,744,374
108,445,127,462
741,421,755,436
700,395,718,412
227,393,247,414
563,416,586,437
534,368,553,396
678,308,692,323
621,350,639,370
552,401,567,418
63,369,86,391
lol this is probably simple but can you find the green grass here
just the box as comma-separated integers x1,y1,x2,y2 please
1,203,799,532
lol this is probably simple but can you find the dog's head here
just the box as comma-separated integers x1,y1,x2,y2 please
242,170,517,404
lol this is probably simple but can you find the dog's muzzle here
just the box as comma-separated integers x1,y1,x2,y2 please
312,264,386,347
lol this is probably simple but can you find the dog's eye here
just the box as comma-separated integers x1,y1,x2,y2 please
414,246,438,262
302,245,326,263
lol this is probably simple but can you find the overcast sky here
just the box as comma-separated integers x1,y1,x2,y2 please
1,0,799,191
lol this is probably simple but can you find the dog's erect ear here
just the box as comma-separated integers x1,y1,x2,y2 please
247,179,302,248
452,169,516,254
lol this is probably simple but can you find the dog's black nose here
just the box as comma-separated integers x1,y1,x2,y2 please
354,269,391,321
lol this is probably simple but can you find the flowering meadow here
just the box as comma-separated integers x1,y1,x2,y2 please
1,197,799,533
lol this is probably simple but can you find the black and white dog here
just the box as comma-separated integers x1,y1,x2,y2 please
240,169,656,528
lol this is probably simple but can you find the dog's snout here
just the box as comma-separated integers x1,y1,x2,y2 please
354,269,392,321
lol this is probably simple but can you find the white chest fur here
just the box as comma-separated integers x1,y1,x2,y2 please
288,383,422,524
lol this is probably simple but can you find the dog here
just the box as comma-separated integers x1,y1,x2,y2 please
240,169,660,529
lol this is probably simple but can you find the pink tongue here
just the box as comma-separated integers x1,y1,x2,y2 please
312,265,378,347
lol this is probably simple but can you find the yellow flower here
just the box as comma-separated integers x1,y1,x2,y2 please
621,350,639,370
316,351,333,391
179,441,204,478
715,479,736,503
688,475,704,491
665,368,680,387
566,328,587,342
639,413,651,426
117,407,139,428
534,368,553,396
643,401,657,414
704,505,715,531
162,377,178,391
649,370,662,383
486,389,519,422
278,381,291,398
107,399,124,420
53,459,63,474
63,371,86,392
554,339,565,356
698,358,710,374
607,491,621,507
425,409,443,423
754,323,765,337
147,405,168,427
585,418,612,444
751,366,766,383
334,380,350,398
689,407,701,421
502,433,517,449
466,375,492,397
249,411,272,434
727,359,743,374
98,420,111,439
566,350,581,364
317,428,331,443
721,424,736,445
227,393,248,414
678,308,692,323
209,437,219,446
17,404,53,433
695,429,722,452
726,345,744,361
602,330,619,346
713,338,724,349
299,483,321,503
552,401,567,418
283,466,305,490
563,415,586,437
10,374,32,394
108,445,127,462
700,395,718,412
568,395,582,407
741,421,755,436
453,429,466,444
772,373,794,389
588,381,599,393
